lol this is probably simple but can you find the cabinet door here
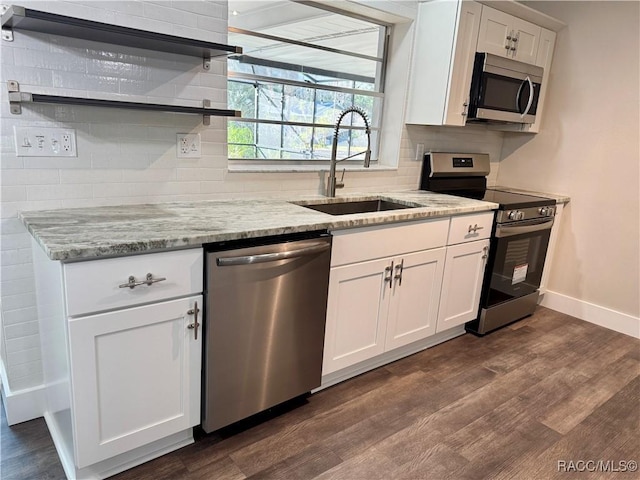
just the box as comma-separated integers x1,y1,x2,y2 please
68,296,202,468
477,6,541,64
323,258,391,375
437,240,489,333
445,0,482,126
511,17,541,64
477,6,514,58
385,248,446,351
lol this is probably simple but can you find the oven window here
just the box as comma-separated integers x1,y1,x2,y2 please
486,228,551,306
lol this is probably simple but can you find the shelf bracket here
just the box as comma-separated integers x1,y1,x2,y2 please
203,99,211,126
7,80,23,114
1,4,12,41
203,56,211,71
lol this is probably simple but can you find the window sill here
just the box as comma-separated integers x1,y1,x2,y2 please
227,163,398,174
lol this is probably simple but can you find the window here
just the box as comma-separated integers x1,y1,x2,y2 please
227,1,388,165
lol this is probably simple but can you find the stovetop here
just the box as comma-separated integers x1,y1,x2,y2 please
480,189,556,209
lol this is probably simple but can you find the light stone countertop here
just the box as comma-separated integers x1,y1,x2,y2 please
20,191,498,261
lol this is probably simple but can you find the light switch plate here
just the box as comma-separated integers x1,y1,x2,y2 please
14,127,77,157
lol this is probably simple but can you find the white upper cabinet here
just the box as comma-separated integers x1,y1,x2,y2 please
476,5,541,65
406,0,482,126
405,1,562,130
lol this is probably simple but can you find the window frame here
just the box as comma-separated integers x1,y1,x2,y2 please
227,7,391,167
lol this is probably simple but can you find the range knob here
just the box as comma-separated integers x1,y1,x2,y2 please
539,207,549,216
508,210,524,220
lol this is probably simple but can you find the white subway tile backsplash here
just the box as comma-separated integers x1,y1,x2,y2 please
143,3,198,28
26,184,93,201
4,321,39,340
1,186,27,202
0,233,32,252
2,292,37,312
52,71,119,92
7,345,41,366
0,277,36,297
2,307,38,327
5,360,42,382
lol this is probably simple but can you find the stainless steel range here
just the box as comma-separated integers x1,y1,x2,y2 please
420,152,556,335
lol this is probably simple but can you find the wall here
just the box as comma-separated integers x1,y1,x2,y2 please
0,0,505,421
498,2,640,327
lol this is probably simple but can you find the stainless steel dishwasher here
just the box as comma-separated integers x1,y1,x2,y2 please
202,231,331,433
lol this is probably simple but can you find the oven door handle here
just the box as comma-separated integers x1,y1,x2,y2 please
495,218,554,238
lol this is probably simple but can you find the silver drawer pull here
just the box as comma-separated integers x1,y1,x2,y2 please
468,224,485,234
118,273,167,289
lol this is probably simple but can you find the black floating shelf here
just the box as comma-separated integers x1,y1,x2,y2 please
7,81,241,123
1,5,242,60
30,94,240,117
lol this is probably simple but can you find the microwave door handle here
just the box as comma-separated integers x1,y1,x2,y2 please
520,76,535,118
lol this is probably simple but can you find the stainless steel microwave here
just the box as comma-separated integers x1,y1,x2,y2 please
467,53,543,124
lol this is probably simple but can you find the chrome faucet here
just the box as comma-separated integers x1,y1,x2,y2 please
327,106,372,197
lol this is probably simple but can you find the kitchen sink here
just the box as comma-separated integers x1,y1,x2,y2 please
299,199,412,215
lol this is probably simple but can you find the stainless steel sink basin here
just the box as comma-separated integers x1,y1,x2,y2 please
300,199,412,215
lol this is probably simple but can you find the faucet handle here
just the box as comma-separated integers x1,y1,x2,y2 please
336,168,345,189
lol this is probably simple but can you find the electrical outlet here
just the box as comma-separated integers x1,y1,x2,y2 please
177,133,201,158
14,127,77,157
415,143,425,162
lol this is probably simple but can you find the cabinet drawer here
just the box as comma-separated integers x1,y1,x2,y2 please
331,218,449,267
448,212,494,245
64,248,203,317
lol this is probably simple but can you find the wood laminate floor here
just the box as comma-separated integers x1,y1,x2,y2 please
2,307,639,480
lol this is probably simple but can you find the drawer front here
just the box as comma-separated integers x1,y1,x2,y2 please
448,212,494,245
64,249,203,317
331,218,449,267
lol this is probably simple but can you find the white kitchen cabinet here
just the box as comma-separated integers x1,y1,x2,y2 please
519,27,556,133
323,219,449,376
436,239,490,333
476,5,541,65
323,248,446,375
32,245,204,479
405,0,482,126
69,296,202,468
436,212,493,332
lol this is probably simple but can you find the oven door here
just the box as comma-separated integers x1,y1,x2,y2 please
484,217,553,307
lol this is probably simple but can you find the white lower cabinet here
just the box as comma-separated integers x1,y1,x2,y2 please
436,239,490,333
323,249,445,375
69,295,202,468
32,246,204,479
323,219,450,376
323,213,494,381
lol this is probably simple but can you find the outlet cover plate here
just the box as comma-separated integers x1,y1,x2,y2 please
177,133,201,158
14,126,77,157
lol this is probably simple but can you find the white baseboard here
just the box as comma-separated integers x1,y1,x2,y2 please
0,359,45,425
540,290,640,339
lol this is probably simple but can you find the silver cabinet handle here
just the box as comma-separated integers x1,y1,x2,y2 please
216,242,330,266
384,261,394,289
482,245,489,260
187,301,200,340
394,259,404,286
119,273,167,289
468,224,485,234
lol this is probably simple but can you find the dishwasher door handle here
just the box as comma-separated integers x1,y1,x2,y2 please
216,241,331,266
